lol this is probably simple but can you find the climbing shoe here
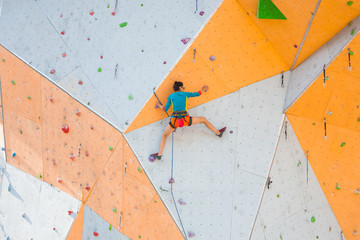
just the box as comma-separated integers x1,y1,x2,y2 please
217,127,227,137
149,153,162,162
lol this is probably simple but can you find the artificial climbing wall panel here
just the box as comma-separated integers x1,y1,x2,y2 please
251,118,342,240
67,203,85,240
285,16,360,110
125,72,290,239
0,88,5,168
0,45,184,240
0,163,79,240
127,0,287,132
286,33,360,240
0,0,223,131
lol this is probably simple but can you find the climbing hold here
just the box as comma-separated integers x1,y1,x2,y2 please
257,0,287,19
109,146,113,151
199,11,204,16
347,1,353,6
141,49,144,52
349,50,354,55
163,61,167,64
336,183,341,190
138,166,142,173
348,21,353,27
327,111,332,115
61,31,65,35
78,80,83,85
357,117,360,122
22,213,26,218
100,55,103,59
178,199,186,205
119,22,128,28
87,38,90,41
62,124,69,133
12,152,16,158
230,130,233,134
111,12,116,16
8,184,11,191
276,194,280,198
154,200,157,203
340,142,346,147
52,160,56,165
76,110,81,116
324,77,329,80
107,4,110,8
50,69,56,74
351,29,355,35
89,11,94,16
85,185,91,191
68,211,73,215
60,14,63,18
20,130,23,134
311,216,316,222
181,38,191,44
87,102,90,105
57,177,63,183
2,58,5,62
62,53,67,57
294,44,298,48
113,208,117,213
188,232,195,238
90,125,94,130
169,178,175,184
27,96,31,100
53,228,56,231
209,56,215,61
40,174,42,178
93,232,99,237
97,68,102,72
353,230,358,236
297,161,301,167
128,94,134,100
85,151,89,157
141,4,143,6
138,235,141,238
355,189,360,194
1,147,4,151
49,97,55,103
109,224,112,231
11,80,15,85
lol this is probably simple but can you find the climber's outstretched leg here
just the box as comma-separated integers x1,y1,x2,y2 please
192,117,226,137
149,125,175,161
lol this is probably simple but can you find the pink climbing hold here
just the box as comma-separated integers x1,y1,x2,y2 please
89,11,94,16
163,61,167,64
169,178,175,184
61,31,65,35
68,210,73,215
188,232,195,238
199,11,204,16
49,97,55,103
76,110,81,116
69,154,75,161
111,12,115,16
62,53,67,57
93,232,99,237
85,151,89,157
62,124,69,133
78,80,83,85
50,69,56,74
52,160,56,165
60,14,63,18
178,199,186,205
181,38,191,45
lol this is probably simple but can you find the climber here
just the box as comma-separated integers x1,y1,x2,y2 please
149,81,226,161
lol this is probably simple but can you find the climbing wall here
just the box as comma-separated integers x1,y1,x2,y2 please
0,0,223,131
125,72,290,239
0,163,79,240
286,31,360,240
0,87,5,168
251,118,342,240
0,46,183,239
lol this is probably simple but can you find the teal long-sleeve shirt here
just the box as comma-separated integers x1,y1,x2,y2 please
164,91,202,112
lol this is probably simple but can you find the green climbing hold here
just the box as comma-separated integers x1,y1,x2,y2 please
257,0,287,20
138,166,142,173
11,80,15,85
340,142,346,147
27,96,31,100
128,94,134,100
280,236,283,240
297,161,301,167
325,77,329,80
316,236,319,239
139,235,142,239
109,146,114,151
98,67,102,72
109,224,112,231
141,4,143,6
312,123,316,125
154,200,157,203
351,29,355,35
311,216,316,222
112,208,117,213
347,1,353,6
20,130,23,134
348,21,353,27
40,174,42,178
87,102,90,105
336,183,341,190
276,194,280,198
107,4,110,8
120,22,128,28
2,58,5,62
349,51,354,55
357,117,360,122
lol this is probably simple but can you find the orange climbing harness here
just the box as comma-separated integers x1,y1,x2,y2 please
169,111,192,129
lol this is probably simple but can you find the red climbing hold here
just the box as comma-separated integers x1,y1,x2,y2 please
111,12,116,16
53,228,56,231
57,177,63,183
163,61,167,64
78,80,83,85
90,125,94,130
68,211,73,215
69,154,75,161
85,151,89,157
62,124,69,133
93,232,99,237
87,38,90,41
76,110,81,116
181,38,191,44
169,178,175,184
62,53,67,57
50,69,56,74
85,185,91,191
100,55,103,59
61,31,65,35
89,11,94,16
199,11,204,16
60,14,63,18
49,97,55,103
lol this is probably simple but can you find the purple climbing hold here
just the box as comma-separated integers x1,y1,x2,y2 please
188,232,195,238
199,11,204,16
210,55,215,61
294,44,298,48
169,178,175,184
148,155,156,162
178,199,186,205
230,130,233,134
181,38,191,45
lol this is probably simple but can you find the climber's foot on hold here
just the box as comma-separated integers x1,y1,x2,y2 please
149,153,162,162
217,127,227,137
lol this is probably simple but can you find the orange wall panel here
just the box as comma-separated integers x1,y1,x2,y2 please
66,203,85,240
127,0,287,132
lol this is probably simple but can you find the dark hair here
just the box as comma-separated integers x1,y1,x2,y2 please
173,81,183,91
